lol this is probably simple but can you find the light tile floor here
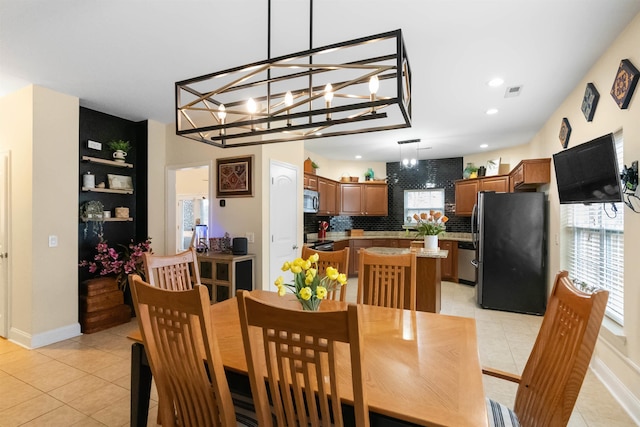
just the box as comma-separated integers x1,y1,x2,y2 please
0,281,635,426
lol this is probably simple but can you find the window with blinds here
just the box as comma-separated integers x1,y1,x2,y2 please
561,131,624,325
404,189,445,223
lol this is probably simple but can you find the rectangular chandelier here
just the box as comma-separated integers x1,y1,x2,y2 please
175,29,412,148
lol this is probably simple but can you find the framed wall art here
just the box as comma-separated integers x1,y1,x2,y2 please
610,58,639,109
581,82,599,122
559,117,571,149
216,155,253,198
485,158,501,176
107,174,133,191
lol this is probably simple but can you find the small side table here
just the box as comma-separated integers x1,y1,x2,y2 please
196,252,255,302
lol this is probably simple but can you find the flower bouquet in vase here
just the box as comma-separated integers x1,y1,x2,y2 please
414,211,448,251
275,253,347,311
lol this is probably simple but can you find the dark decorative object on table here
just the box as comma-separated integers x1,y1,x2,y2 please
610,58,639,109
559,117,572,149
581,82,600,122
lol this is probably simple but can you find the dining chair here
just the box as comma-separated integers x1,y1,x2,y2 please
236,290,369,427
301,246,350,301
142,247,201,291
357,248,417,310
129,274,256,427
483,270,609,427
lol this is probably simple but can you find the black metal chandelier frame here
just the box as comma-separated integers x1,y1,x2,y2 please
175,26,412,148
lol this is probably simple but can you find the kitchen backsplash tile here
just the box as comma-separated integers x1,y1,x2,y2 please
305,158,472,234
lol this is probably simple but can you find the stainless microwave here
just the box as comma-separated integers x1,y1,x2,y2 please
303,189,319,213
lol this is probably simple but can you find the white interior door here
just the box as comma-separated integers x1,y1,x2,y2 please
269,160,298,291
0,151,9,337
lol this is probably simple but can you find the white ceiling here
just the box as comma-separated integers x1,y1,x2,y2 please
2,0,639,162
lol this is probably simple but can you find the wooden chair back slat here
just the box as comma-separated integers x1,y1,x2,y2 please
357,249,417,310
237,290,369,427
514,271,609,426
301,246,350,301
143,247,201,291
129,274,236,427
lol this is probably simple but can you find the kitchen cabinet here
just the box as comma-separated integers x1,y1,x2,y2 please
303,173,318,191
333,240,349,251
480,175,509,192
510,158,551,191
454,175,509,216
317,176,338,215
454,179,479,216
349,239,373,276
339,182,388,216
439,240,457,282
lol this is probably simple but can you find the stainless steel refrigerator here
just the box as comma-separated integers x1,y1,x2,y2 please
473,191,547,315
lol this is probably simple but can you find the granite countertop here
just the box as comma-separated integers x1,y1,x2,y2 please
307,231,472,243
366,246,449,259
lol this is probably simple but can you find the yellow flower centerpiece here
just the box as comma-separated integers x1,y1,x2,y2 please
275,253,347,311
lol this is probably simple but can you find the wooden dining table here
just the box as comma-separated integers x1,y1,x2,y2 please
128,290,488,427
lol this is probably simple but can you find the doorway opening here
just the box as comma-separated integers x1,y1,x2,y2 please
166,163,211,254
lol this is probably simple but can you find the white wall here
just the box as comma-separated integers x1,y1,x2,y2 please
147,120,167,257
304,150,387,182
0,85,80,348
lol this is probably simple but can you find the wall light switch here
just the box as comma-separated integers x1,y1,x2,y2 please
48,235,58,247
246,232,255,243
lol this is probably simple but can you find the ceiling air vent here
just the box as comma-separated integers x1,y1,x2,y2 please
504,85,523,98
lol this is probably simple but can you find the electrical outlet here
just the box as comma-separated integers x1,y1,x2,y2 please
246,232,255,243
48,235,58,247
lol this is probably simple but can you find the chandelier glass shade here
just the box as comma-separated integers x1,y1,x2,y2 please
398,138,420,169
175,29,412,148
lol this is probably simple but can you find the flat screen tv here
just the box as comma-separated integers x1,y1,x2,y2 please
553,133,623,204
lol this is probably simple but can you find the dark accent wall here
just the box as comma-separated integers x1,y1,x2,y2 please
304,157,471,235
78,107,148,282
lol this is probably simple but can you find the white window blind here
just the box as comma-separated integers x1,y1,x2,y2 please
404,189,445,223
561,131,624,325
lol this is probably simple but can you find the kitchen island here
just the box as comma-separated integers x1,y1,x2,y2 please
306,231,471,282
365,247,448,313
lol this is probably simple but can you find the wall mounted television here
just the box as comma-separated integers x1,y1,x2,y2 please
552,133,623,204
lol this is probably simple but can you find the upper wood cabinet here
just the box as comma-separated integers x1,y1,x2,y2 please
479,175,510,192
454,175,509,216
339,183,388,216
317,176,338,215
454,179,479,216
303,173,318,191
509,158,551,191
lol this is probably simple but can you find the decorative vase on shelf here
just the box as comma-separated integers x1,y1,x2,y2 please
112,150,127,162
462,163,476,179
424,235,438,251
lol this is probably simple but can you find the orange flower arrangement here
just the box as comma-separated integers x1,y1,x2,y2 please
413,211,449,236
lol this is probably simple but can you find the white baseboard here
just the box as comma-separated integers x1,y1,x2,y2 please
8,323,81,349
591,356,640,425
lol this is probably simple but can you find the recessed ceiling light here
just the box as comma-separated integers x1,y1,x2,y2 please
355,155,362,159
480,144,488,148
486,108,499,115
488,78,504,87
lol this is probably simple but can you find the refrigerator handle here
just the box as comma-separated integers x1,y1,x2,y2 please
471,202,478,250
